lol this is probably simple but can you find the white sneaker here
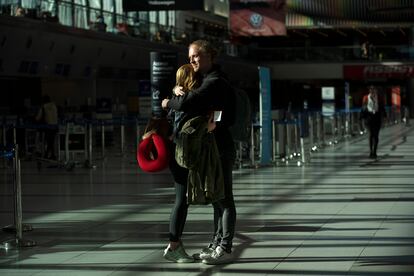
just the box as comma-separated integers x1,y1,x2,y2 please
193,246,215,260
163,244,194,263
202,246,234,265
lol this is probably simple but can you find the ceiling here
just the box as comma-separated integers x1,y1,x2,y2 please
286,0,414,27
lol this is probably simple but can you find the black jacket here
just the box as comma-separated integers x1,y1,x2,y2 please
167,65,235,159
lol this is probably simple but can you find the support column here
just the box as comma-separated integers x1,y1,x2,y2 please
408,28,414,118
407,79,414,118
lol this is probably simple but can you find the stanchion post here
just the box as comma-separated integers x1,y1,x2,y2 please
24,127,28,158
57,128,61,161
101,121,105,159
320,113,326,146
2,145,36,249
2,122,6,168
84,123,88,160
272,120,277,161
337,113,341,139
279,123,286,158
13,127,17,145
349,111,354,135
315,114,320,147
308,114,314,150
294,117,299,155
332,114,337,144
2,122,6,147
14,147,22,241
121,120,125,155
88,123,93,164
41,131,45,158
65,122,70,163
344,112,349,138
286,123,291,159
338,113,342,140
300,137,306,163
136,118,140,147
250,123,255,166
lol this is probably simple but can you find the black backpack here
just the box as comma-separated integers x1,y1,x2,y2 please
229,87,251,142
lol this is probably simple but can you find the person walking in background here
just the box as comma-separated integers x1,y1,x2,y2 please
36,95,58,160
162,39,237,265
362,85,386,159
14,6,25,17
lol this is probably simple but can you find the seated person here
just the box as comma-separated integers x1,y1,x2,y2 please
90,15,107,32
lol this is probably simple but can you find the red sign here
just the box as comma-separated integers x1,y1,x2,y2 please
344,64,414,79
230,0,287,37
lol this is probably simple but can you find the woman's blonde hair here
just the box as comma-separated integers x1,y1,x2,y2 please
176,64,199,92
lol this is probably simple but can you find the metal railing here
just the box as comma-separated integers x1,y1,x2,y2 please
0,0,228,50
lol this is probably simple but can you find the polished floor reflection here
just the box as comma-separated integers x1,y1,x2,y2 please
1,124,414,275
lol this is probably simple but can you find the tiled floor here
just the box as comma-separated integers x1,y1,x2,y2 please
1,123,414,275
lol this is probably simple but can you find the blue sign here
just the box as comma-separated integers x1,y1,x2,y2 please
258,66,272,165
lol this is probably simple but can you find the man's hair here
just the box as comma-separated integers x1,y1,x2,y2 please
189,40,218,61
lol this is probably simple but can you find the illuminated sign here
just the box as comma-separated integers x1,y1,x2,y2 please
344,64,414,79
230,0,287,36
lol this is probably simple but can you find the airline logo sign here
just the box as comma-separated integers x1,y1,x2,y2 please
230,0,287,37
344,64,414,79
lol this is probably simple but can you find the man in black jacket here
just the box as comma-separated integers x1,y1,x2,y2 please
162,40,236,265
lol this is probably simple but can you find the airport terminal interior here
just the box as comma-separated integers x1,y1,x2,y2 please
1,118,414,275
1,0,414,275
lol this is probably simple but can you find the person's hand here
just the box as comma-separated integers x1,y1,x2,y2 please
161,99,169,109
207,121,216,133
173,86,185,96
207,113,216,133
142,130,156,140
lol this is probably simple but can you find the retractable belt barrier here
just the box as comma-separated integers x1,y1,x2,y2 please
1,108,405,170
238,107,404,168
1,145,36,249
1,116,149,170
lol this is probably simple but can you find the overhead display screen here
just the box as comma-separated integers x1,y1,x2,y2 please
230,0,287,36
123,0,204,11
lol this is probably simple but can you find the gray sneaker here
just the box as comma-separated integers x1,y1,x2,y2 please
193,246,216,260
163,244,194,263
202,246,234,265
